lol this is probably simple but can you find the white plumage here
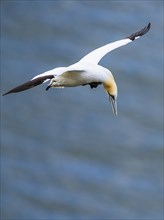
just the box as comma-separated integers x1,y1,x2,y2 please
3,23,151,115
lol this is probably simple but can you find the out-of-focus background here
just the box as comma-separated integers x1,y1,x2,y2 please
1,1,163,219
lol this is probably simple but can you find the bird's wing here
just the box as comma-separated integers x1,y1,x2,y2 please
79,23,151,65
2,67,68,96
2,75,54,96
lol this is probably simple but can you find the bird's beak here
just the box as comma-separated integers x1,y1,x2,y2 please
109,94,117,116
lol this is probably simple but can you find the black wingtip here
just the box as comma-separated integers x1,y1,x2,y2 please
2,91,11,96
2,75,54,96
147,22,151,29
128,22,151,41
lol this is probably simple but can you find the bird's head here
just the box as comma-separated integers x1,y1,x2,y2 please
103,76,118,115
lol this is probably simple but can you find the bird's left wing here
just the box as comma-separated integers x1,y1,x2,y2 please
2,75,54,96
79,23,151,65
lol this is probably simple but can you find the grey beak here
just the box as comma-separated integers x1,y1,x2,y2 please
109,95,117,116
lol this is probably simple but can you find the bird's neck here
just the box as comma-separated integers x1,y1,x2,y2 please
103,76,117,97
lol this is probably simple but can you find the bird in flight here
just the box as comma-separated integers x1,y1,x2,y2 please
3,23,151,115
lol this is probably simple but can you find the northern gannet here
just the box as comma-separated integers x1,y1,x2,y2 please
3,23,151,115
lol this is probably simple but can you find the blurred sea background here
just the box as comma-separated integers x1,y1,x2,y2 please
1,1,163,219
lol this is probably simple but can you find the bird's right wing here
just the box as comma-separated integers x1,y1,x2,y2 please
2,67,67,96
2,75,54,96
79,23,151,65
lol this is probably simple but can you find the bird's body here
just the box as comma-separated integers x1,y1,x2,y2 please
37,64,112,87
3,23,151,115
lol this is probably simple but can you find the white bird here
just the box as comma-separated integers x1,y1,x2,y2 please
3,23,151,115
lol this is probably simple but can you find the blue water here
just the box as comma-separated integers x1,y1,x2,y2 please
1,1,163,219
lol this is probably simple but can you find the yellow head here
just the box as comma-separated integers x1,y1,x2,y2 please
103,76,118,115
